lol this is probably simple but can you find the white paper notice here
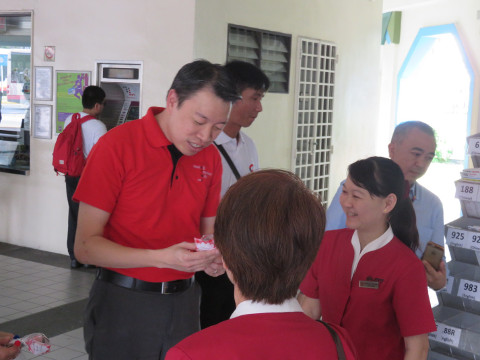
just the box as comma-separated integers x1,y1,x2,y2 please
468,232,480,251
429,322,462,348
446,227,468,248
468,138,480,155
457,279,480,302
455,181,479,201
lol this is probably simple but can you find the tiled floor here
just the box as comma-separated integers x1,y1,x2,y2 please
0,242,445,360
0,243,95,359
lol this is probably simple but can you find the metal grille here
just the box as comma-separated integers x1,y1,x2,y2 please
292,38,336,206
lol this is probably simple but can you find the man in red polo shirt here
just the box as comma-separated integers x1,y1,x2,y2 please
73,60,239,360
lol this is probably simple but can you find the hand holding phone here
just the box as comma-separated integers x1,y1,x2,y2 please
421,241,444,271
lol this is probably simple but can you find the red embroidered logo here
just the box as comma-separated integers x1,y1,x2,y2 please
193,164,212,182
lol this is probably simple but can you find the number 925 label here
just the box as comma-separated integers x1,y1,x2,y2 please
446,228,467,248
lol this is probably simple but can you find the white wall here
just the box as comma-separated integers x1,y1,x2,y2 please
194,0,384,199
0,0,196,254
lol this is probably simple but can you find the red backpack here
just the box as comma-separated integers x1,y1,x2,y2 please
52,113,95,176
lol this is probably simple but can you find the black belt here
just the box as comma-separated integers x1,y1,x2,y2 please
96,268,194,294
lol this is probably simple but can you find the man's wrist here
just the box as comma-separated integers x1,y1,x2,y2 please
430,278,447,291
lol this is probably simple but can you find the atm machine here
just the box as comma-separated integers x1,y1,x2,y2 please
96,62,142,130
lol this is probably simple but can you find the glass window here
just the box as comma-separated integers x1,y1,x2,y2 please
0,13,31,175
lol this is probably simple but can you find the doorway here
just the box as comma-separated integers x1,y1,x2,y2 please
396,24,473,225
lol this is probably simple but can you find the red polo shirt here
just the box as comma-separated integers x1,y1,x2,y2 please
74,107,222,282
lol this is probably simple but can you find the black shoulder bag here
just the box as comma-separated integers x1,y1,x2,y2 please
214,142,241,180
317,320,347,360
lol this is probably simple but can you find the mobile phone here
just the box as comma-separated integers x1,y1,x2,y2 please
421,241,444,271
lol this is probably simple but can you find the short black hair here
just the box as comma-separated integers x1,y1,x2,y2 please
82,86,106,109
169,59,240,107
225,60,270,93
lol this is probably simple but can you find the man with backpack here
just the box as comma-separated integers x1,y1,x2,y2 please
62,85,107,268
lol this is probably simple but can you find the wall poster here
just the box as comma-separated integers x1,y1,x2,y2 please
55,71,90,134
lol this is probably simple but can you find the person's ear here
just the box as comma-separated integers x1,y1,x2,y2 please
166,89,179,110
222,258,230,274
384,193,397,214
388,142,395,158
93,103,102,114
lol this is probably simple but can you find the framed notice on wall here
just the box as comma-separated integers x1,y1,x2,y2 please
33,104,52,139
34,66,53,101
55,70,91,134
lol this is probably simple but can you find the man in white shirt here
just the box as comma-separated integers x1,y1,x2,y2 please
63,85,107,268
197,60,270,328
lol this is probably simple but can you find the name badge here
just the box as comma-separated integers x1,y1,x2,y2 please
359,280,379,289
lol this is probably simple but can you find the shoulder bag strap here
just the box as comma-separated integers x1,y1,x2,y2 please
214,142,241,180
78,114,96,124
71,113,81,123
71,113,95,126
317,320,346,360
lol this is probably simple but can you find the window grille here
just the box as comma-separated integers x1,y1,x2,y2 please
292,37,336,206
227,24,291,93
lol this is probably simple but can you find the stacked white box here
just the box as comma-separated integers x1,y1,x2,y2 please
429,311,480,359
431,133,480,359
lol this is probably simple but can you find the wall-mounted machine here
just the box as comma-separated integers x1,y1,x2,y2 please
96,62,142,130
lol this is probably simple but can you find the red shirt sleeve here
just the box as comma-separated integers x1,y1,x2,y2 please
392,257,437,336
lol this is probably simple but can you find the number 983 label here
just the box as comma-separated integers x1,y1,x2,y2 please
457,279,480,301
